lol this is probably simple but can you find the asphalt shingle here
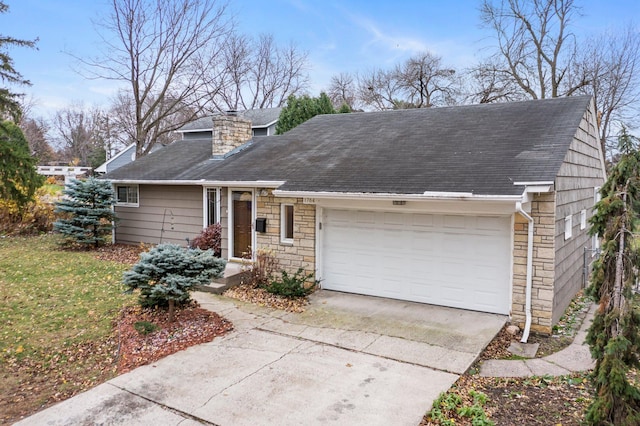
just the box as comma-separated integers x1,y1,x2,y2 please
106,96,592,196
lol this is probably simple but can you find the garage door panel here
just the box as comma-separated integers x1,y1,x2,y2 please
443,215,466,229
322,209,511,315
411,214,434,228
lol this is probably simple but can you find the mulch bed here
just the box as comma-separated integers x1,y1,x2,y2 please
117,303,233,373
223,284,310,312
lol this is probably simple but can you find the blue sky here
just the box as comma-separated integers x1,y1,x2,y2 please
2,0,639,117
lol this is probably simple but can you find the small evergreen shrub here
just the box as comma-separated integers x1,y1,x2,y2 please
123,244,226,321
53,177,116,247
189,223,222,257
266,268,316,298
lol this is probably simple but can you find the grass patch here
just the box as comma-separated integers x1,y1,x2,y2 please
0,234,134,423
41,183,64,197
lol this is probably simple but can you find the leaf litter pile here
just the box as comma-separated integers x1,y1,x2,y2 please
422,292,598,425
117,302,233,373
224,284,310,312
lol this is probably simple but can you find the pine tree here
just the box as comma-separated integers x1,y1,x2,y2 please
53,177,116,248
0,2,37,122
586,126,640,425
275,92,336,134
338,102,352,113
123,244,226,321
0,120,44,210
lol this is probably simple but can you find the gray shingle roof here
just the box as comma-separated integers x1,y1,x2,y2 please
106,96,592,196
178,107,282,132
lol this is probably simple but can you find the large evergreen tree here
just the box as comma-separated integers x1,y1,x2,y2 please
53,177,116,248
586,127,640,424
0,120,44,210
123,244,226,321
275,92,336,134
0,2,37,121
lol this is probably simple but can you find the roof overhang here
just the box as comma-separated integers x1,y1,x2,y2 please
106,179,285,188
251,119,279,129
272,190,522,203
516,181,555,204
175,127,210,133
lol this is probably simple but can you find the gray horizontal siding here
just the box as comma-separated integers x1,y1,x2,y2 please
553,102,605,324
114,185,204,246
106,146,135,173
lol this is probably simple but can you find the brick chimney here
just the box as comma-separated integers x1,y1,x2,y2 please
212,112,252,156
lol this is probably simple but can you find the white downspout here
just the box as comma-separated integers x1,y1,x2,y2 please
516,202,534,343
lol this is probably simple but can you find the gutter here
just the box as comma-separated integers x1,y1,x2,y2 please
272,190,522,202
105,179,285,187
516,201,534,343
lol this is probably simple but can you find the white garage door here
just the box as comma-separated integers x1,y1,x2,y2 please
321,209,511,314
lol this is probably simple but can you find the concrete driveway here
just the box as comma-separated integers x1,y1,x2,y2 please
16,291,506,426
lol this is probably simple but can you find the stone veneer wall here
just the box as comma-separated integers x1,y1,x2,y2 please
511,193,556,334
255,192,316,278
211,114,252,156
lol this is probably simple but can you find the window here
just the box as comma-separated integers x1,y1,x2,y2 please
564,215,572,240
281,204,294,243
115,185,138,206
580,209,587,230
206,188,220,226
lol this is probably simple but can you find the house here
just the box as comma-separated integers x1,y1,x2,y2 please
95,144,136,174
96,107,282,174
177,107,282,139
104,96,605,335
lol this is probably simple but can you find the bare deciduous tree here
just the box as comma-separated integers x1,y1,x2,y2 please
106,90,196,154
465,59,528,104
327,72,358,110
479,0,640,158
82,0,232,157
575,26,640,155
52,104,103,166
356,68,404,110
356,52,459,111
480,0,589,99
395,52,458,107
19,115,56,164
201,33,309,111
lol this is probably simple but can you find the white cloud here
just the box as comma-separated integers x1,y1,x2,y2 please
348,13,428,61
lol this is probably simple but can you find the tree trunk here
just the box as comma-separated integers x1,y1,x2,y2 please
168,299,175,323
611,187,629,338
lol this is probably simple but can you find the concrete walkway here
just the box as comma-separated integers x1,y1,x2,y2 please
16,291,505,426
479,304,597,377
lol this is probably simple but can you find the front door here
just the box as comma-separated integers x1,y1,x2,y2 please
232,190,253,258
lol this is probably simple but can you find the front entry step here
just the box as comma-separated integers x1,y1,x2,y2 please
196,263,252,294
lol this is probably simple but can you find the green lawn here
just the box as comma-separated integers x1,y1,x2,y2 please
0,235,134,423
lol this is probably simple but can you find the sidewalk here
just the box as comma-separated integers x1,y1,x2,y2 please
479,304,597,377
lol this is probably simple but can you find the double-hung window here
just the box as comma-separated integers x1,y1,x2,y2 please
115,185,139,206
